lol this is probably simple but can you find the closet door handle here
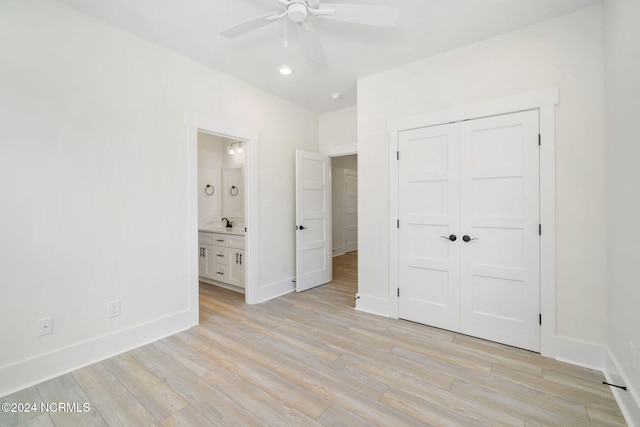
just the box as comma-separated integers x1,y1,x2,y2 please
298,225,307,230
236,253,239,264
239,253,243,265
463,235,478,242
441,234,457,242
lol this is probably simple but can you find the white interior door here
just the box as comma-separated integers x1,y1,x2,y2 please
398,123,460,331
459,111,540,351
296,150,332,292
398,110,540,352
343,169,358,253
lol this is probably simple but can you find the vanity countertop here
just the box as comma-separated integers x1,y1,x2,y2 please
198,227,245,235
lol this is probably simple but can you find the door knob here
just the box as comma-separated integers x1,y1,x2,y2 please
298,225,308,230
463,235,478,242
441,234,457,242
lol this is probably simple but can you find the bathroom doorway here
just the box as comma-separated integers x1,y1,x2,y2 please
186,113,259,328
197,133,247,293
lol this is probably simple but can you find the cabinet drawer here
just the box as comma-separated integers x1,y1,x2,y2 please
198,232,217,244
227,235,245,249
212,234,227,245
214,264,227,280
213,234,245,249
213,246,228,263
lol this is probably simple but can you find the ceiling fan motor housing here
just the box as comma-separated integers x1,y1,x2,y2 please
287,2,309,23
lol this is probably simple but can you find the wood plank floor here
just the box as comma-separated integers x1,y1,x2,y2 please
1,252,627,426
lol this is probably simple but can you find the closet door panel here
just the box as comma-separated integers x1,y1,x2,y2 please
459,110,540,352
398,123,460,331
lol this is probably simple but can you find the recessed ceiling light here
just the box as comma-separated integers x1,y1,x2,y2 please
279,66,293,76
330,92,342,100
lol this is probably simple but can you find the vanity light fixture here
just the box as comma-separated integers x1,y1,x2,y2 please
227,141,243,155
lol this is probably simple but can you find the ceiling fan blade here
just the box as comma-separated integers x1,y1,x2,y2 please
297,20,324,61
220,12,281,38
318,4,399,27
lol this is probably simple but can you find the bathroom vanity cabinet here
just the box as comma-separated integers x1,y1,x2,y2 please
198,231,245,290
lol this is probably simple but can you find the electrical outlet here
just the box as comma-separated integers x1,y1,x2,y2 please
281,261,287,273
108,300,121,318
38,317,53,337
630,341,637,372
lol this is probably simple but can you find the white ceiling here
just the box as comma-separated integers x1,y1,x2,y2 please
55,0,600,113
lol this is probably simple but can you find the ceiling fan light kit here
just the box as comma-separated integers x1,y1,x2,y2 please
220,1,400,60
287,2,309,23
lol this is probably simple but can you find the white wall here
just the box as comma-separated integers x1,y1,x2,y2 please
357,6,607,346
198,133,223,228
197,134,245,229
331,155,358,254
0,0,317,396
319,106,357,155
604,0,640,421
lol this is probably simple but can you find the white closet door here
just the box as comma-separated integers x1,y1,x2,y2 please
459,110,540,351
398,123,460,331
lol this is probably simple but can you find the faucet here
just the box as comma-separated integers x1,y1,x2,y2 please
221,217,233,228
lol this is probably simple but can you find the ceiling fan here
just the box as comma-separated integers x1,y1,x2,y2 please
219,0,400,60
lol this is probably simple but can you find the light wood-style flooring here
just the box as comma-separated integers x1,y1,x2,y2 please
1,252,627,426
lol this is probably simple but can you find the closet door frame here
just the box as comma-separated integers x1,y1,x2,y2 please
388,88,558,357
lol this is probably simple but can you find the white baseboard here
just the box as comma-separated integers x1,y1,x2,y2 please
552,336,607,371
0,310,194,398
354,293,393,317
542,336,639,426
604,349,640,427
200,277,245,294
332,248,347,257
256,277,295,303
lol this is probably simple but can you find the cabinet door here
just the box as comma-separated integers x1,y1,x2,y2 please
202,243,218,279
198,246,206,276
228,249,245,288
